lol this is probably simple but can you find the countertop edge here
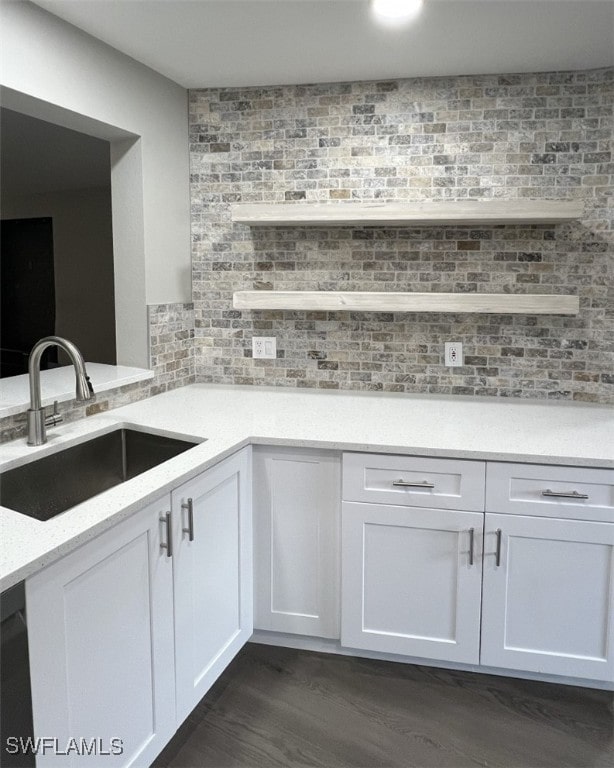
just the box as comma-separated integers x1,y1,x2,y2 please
0,436,251,592
250,436,614,468
2,433,612,591
2,383,613,591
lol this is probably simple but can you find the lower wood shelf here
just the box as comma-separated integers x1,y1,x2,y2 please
231,200,583,226
233,291,579,315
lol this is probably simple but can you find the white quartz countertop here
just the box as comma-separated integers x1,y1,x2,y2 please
1,384,612,591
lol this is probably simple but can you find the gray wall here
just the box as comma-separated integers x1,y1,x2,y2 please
1,0,191,368
190,67,613,403
0,0,190,305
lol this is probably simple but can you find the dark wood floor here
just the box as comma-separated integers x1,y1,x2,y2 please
154,642,614,768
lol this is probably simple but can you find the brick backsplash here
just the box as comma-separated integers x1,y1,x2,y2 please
0,303,195,442
189,67,613,403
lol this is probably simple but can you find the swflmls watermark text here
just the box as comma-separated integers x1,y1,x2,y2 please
5,737,124,757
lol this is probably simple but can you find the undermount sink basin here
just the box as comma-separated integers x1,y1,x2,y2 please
0,428,201,522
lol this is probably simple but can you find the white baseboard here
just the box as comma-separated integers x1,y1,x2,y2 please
249,630,614,692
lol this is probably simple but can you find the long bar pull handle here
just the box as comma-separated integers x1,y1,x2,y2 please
160,512,173,558
542,489,589,500
392,479,435,489
468,528,475,566
495,528,502,567
182,498,194,542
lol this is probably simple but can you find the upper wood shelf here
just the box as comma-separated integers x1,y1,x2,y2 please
230,200,583,227
233,291,580,315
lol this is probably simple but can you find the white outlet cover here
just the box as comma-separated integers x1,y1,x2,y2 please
252,337,277,359
445,341,463,367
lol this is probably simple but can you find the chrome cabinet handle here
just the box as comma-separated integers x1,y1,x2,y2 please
159,512,173,558
392,479,435,489
542,489,589,500
182,498,194,542
495,528,502,567
468,528,475,566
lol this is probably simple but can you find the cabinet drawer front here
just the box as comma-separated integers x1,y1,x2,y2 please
486,463,614,522
343,453,485,511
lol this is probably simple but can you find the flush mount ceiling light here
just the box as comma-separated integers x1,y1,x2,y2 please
371,0,424,25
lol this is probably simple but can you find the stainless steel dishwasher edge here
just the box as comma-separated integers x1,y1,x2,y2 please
0,582,35,768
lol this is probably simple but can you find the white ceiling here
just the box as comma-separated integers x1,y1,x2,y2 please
31,0,614,89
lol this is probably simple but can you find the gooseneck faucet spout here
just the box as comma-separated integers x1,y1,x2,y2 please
27,336,94,446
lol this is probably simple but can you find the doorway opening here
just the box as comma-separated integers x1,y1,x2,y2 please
0,108,116,378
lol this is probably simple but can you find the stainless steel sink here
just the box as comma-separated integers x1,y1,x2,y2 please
0,428,201,522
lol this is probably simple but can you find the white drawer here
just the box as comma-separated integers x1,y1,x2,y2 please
486,463,614,523
342,453,486,512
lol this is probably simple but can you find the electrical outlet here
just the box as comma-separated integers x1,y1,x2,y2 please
252,337,277,359
445,341,463,367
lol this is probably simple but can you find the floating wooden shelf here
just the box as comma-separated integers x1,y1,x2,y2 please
231,200,583,227
233,291,580,315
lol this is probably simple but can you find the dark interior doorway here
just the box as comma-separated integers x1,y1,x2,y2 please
0,217,58,378
1,108,117,375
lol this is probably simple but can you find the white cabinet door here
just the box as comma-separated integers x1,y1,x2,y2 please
172,448,253,724
481,513,614,682
341,502,484,664
253,447,340,638
26,498,176,768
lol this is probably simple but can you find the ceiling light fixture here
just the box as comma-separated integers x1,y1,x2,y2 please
371,0,424,25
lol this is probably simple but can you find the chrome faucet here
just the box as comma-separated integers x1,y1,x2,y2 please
27,336,94,445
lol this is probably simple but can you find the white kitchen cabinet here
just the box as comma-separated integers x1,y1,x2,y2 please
172,449,252,724
341,452,485,665
253,447,340,638
341,453,613,687
341,502,484,664
26,496,176,768
25,447,252,767
481,513,614,682
23,437,613,768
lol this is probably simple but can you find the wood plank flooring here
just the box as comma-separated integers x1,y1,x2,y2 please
154,643,614,768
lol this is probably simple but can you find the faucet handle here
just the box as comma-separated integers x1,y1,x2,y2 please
45,401,64,428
